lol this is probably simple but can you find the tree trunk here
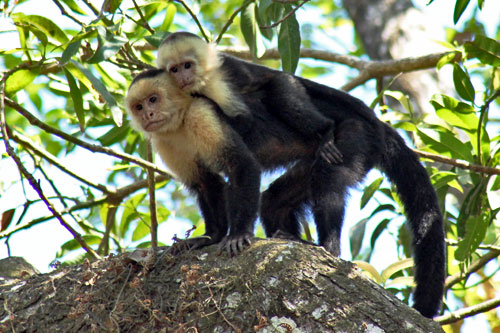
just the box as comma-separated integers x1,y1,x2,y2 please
1,239,442,332
342,0,451,114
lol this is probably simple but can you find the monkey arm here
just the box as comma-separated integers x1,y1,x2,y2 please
217,135,261,256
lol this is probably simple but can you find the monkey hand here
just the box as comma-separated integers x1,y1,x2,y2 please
217,232,253,257
317,128,343,164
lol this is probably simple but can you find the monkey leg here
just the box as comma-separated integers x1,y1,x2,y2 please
260,161,312,241
170,171,228,255
310,119,378,256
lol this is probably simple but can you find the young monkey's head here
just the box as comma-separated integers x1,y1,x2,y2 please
125,69,188,136
156,32,220,94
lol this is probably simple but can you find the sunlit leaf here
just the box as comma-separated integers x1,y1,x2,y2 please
381,258,414,282
452,64,475,103
241,2,266,59
12,13,69,44
455,214,489,261
159,3,176,31
70,60,122,126
5,68,38,95
360,177,383,209
63,68,85,131
60,0,86,15
464,35,500,66
87,26,127,64
132,219,151,241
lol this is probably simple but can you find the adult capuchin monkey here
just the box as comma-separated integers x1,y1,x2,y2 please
126,63,445,317
156,31,343,166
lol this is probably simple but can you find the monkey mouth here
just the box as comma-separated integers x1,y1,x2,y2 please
145,120,168,132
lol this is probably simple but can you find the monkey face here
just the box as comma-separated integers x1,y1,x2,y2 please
167,59,198,91
126,81,186,134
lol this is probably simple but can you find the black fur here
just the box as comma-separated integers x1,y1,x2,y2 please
191,61,445,317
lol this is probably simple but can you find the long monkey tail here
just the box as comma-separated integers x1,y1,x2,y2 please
379,124,445,318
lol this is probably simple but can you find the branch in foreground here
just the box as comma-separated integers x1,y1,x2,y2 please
414,149,500,175
5,98,170,178
435,296,500,325
445,249,500,289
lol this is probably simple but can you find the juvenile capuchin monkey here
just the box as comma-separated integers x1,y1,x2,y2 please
156,31,343,165
126,64,445,318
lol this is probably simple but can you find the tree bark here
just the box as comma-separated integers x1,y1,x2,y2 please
342,0,452,114
0,239,442,332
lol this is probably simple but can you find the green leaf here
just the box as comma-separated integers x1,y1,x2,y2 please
120,193,147,238
159,3,176,31
418,128,474,161
370,218,391,251
57,235,101,257
452,64,475,103
430,171,461,192
455,214,489,261
132,219,151,241
453,0,470,24
87,26,128,64
381,258,414,282
98,125,130,147
436,52,458,70
360,177,383,209
5,68,38,95
256,0,274,41
350,218,368,259
60,41,82,66
63,68,85,132
12,13,69,44
61,0,87,15
384,91,413,116
70,60,122,126
464,35,500,66
240,2,265,59
278,5,300,73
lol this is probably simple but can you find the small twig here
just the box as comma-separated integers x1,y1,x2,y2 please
147,141,158,249
445,249,500,289
6,98,170,177
435,296,500,325
260,0,310,29
97,204,119,255
173,0,209,42
10,131,111,193
216,0,254,44
52,0,85,26
132,0,155,34
1,79,100,260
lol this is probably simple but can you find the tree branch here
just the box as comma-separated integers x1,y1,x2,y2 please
414,149,500,175
435,296,500,325
445,249,500,289
5,98,170,178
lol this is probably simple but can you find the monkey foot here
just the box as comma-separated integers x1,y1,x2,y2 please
217,232,253,257
168,236,217,255
272,230,318,247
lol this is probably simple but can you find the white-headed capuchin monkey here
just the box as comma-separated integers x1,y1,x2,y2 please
126,69,261,255
127,63,444,317
156,31,343,165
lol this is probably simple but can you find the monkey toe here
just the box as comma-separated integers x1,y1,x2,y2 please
318,140,343,164
218,233,252,257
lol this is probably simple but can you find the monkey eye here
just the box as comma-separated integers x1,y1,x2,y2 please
149,95,157,103
135,104,143,111
170,66,178,73
184,62,192,69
